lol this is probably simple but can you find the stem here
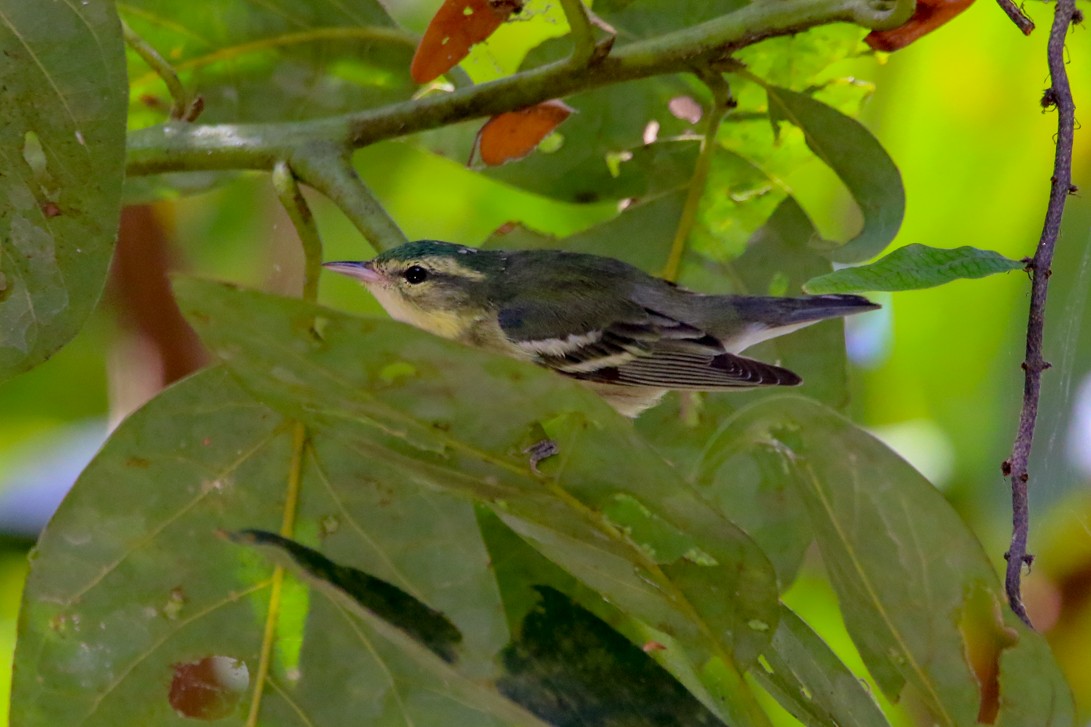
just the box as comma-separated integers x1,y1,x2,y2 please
246,422,306,725
662,73,733,282
288,147,407,252
272,161,323,302
126,0,911,177
121,20,196,121
1003,0,1077,628
558,0,598,65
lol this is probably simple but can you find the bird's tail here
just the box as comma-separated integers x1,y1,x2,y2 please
735,293,879,327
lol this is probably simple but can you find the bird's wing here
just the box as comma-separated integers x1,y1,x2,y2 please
499,301,801,390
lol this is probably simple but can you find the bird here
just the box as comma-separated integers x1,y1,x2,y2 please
324,240,878,418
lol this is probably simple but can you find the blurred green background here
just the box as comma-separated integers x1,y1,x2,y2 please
2,0,1090,722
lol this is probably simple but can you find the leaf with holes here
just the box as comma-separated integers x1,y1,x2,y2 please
0,0,126,381
411,0,523,84
478,100,574,166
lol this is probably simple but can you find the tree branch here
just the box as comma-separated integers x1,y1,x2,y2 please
1003,0,1078,628
126,0,913,177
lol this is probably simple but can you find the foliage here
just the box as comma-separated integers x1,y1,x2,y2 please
2,0,1078,725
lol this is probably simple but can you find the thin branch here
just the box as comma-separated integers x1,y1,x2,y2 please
121,20,201,121
126,0,914,177
288,146,407,253
994,0,1036,35
662,72,734,282
1003,0,1078,628
558,0,598,64
272,161,323,302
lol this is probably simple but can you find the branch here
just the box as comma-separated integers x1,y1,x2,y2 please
1003,0,1078,628
287,146,407,253
121,20,202,121
558,0,598,65
126,0,914,177
272,161,323,302
994,0,1035,35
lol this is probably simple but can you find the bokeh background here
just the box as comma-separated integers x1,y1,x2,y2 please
2,0,1090,722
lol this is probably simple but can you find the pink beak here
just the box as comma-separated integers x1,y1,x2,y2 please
322,260,382,284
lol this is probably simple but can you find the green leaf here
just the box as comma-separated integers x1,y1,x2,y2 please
121,0,415,127
0,0,126,381
175,278,782,724
802,244,1025,294
728,395,1075,726
11,367,511,724
766,86,905,264
756,605,889,727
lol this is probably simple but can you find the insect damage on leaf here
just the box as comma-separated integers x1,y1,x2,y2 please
410,0,524,83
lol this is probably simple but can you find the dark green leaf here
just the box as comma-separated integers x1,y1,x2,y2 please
767,86,905,264
803,244,1025,294
229,529,462,663
0,0,126,380
498,587,724,726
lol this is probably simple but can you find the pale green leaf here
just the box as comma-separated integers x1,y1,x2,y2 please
803,244,1024,294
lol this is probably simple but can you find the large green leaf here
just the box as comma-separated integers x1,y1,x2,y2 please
174,278,782,723
728,395,1075,726
0,0,126,381
766,86,905,264
121,0,415,126
10,367,511,724
803,243,1025,294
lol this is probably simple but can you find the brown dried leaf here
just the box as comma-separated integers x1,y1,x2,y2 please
410,0,522,83
477,100,574,166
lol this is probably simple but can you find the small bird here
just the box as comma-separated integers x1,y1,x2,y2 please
324,240,878,418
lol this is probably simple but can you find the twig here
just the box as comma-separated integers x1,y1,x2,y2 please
558,0,598,64
287,147,408,253
271,161,323,302
1003,0,1078,628
121,20,202,121
662,72,734,282
995,0,1036,35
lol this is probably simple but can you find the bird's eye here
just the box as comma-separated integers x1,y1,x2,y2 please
403,265,428,284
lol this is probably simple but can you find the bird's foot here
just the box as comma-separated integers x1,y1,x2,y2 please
524,438,559,475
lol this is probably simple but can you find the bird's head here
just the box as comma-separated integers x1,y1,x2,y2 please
323,240,498,338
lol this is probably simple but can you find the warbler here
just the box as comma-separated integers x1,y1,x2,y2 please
324,240,878,417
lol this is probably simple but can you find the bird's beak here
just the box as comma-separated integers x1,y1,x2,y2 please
322,260,382,284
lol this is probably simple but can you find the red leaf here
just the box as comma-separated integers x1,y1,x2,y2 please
477,100,573,166
410,0,523,84
865,0,976,51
